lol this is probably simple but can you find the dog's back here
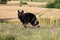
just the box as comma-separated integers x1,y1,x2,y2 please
24,13,36,22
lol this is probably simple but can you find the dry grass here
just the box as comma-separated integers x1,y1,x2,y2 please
0,1,60,40
0,1,60,27
0,23,60,40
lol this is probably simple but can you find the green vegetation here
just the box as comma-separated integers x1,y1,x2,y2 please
20,0,54,2
46,3,55,8
0,0,7,4
0,35,15,40
5,35,15,40
0,19,8,23
0,22,60,40
20,1,28,6
0,1,6,4
46,0,60,9
55,3,60,9
32,0,50,2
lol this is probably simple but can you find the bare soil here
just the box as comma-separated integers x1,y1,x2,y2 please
0,1,60,21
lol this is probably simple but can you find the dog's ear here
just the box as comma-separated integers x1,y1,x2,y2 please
18,10,20,13
21,10,24,13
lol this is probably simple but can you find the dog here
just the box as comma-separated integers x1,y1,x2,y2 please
18,10,40,28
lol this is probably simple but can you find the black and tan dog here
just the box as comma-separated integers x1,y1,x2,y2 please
18,10,40,28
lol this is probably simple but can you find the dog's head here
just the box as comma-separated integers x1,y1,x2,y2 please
18,10,24,18
18,10,24,15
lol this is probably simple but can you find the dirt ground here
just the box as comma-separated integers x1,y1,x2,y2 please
0,1,60,21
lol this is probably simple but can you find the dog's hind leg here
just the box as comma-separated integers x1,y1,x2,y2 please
23,23,27,28
37,24,40,28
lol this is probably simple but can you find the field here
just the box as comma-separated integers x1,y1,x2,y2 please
14,0,54,2
0,0,60,40
0,23,60,40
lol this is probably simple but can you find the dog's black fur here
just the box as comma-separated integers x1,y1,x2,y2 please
18,10,39,28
